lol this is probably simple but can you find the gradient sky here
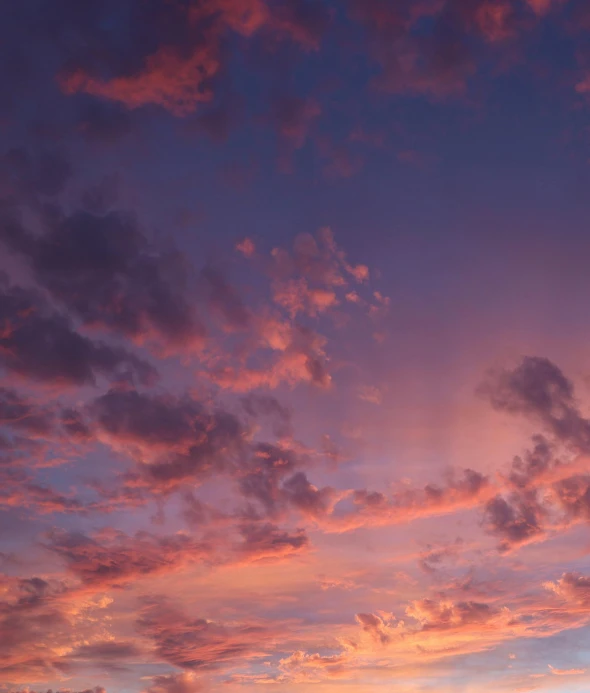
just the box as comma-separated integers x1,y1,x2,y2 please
3,2,590,693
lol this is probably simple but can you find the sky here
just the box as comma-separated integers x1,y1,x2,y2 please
3,1,590,692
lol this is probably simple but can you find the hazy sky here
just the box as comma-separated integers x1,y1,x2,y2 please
3,2,590,692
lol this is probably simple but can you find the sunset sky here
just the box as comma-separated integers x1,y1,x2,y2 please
3,1,590,692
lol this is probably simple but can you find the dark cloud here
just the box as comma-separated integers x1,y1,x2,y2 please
91,389,245,491
281,471,334,517
0,279,157,386
44,528,209,587
137,597,269,670
553,474,590,522
355,612,391,644
484,491,545,551
507,435,555,489
0,574,73,682
239,443,300,516
0,388,56,437
70,639,140,660
1,202,205,352
236,521,308,561
480,356,590,449
241,393,293,438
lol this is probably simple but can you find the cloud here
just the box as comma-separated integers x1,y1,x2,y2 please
1,200,205,353
355,612,393,644
90,388,245,491
418,541,462,574
357,385,383,404
478,357,590,549
143,673,204,693
270,228,368,293
406,597,499,630
238,442,300,515
69,640,141,669
243,230,374,367
0,574,111,683
480,356,590,449
0,387,56,437
484,491,546,551
236,521,309,561
0,279,157,387
349,0,551,101
349,0,475,99
207,228,374,392
211,317,332,391
236,237,256,258
505,435,555,489
57,0,328,116
545,572,590,605
61,46,220,117
0,469,85,515
44,528,209,588
548,664,587,675
137,597,272,670
276,650,349,683
326,468,489,531
70,640,140,659
240,393,293,438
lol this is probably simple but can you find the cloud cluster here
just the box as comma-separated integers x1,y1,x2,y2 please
481,357,590,549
